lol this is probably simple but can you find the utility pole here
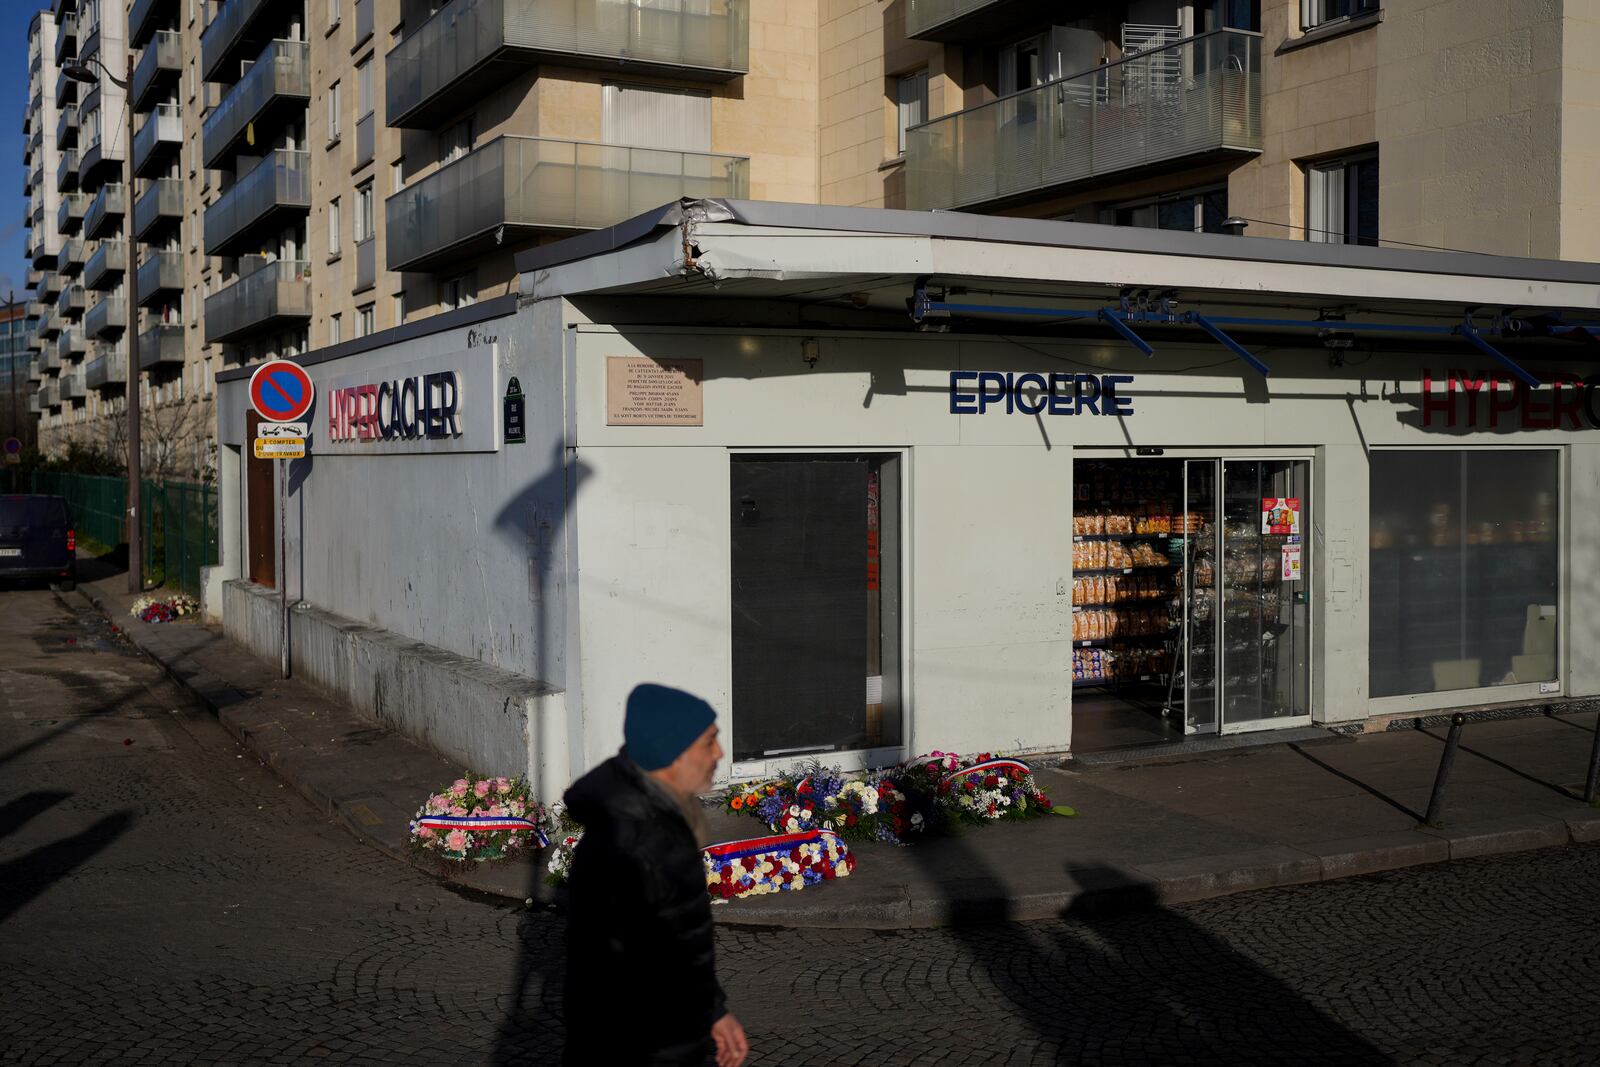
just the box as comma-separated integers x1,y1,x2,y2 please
124,43,143,593
6,290,14,493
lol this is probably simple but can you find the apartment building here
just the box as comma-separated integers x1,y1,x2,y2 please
829,0,1600,260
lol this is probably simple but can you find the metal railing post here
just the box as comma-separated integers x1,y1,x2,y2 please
1423,713,1467,827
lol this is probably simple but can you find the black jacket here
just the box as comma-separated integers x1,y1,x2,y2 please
562,753,726,1065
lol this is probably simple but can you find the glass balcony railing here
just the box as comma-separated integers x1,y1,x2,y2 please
85,239,127,291
57,150,80,192
59,370,86,403
56,67,79,108
200,0,277,82
130,0,176,50
40,309,62,341
133,104,183,176
204,149,310,257
40,344,62,373
136,250,184,307
84,183,126,241
57,191,88,235
204,258,311,344
43,380,61,411
134,178,184,239
54,15,78,65
61,238,85,274
87,349,129,390
386,0,749,128
56,104,79,150
132,30,183,112
202,40,310,168
80,17,101,63
56,283,87,318
86,295,127,339
139,322,186,369
42,271,63,296
57,325,86,362
908,30,1262,212
386,135,749,271
80,135,125,186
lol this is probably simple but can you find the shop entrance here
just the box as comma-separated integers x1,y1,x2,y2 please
1072,456,1312,752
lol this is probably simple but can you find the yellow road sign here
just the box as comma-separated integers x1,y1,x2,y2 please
254,437,306,460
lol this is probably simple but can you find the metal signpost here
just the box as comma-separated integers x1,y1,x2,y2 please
247,360,315,680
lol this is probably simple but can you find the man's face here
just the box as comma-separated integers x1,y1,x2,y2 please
665,723,723,795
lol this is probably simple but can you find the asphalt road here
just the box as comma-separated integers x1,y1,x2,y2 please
2,586,1598,1066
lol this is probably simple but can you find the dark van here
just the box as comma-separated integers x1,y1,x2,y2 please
0,495,76,591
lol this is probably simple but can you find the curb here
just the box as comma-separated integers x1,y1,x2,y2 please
71,585,1600,930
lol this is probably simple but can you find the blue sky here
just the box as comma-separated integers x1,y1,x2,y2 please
2,7,46,303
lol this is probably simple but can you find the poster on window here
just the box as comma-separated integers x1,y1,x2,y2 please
1281,543,1302,582
1261,497,1301,535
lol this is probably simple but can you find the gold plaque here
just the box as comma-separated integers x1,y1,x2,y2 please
606,357,704,426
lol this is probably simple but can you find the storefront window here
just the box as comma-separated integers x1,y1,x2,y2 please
1369,450,1559,698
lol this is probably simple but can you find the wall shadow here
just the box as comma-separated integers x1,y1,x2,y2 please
0,810,136,925
0,791,72,845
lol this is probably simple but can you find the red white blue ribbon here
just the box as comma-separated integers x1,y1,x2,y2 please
941,758,1031,786
703,829,843,864
417,814,549,847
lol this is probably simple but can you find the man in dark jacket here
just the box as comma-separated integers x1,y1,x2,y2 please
563,684,749,1067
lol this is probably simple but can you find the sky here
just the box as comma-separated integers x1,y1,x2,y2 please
1,6,47,305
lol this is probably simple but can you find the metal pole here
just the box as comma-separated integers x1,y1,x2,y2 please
124,49,143,594
7,289,15,492
279,459,288,679
1583,713,1600,806
1423,713,1467,827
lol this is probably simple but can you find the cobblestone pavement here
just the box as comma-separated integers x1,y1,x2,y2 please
3,588,1599,1066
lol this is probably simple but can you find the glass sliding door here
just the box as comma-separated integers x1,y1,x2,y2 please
1181,459,1219,733
1219,459,1311,730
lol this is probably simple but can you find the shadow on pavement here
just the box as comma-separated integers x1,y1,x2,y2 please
1289,742,1425,823
0,684,145,771
74,547,129,586
0,810,136,925
0,791,73,845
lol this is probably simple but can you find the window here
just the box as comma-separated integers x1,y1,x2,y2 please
440,271,476,311
356,304,374,338
354,182,374,243
357,58,373,121
391,158,404,194
392,292,405,326
329,314,341,345
440,119,473,164
329,0,342,28
328,81,342,142
1370,450,1559,699
1307,153,1378,246
602,84,710,152
1115,187,1229,233
1300,0,1379,30
328,197,341,256
895,70,928,157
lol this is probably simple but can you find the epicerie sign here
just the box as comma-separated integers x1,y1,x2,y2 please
949,372,1135,416
318,346,500,455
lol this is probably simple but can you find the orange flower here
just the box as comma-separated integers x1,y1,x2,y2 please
745,794,759,807
730,796,744,811
766,785,777,796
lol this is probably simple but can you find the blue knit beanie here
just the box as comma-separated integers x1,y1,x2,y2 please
624,684,717,771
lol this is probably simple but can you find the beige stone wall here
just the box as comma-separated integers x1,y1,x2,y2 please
1376,0,1563,257
1558,0,1600,261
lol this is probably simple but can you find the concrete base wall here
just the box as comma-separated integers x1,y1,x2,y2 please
222,580,570,803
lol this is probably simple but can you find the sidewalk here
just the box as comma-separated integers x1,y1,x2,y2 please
79,563,1600,929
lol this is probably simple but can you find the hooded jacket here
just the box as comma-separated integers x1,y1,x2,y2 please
562,752,726,1065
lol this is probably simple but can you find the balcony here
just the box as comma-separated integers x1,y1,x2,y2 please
86,349,128,390
137,250,184,307
907,30,1262,213
139,322,186,370
131,0,179,49
41,271,64,297
57,284,87,319
59,370,85,402
54,15,78,66
61,238,85,275
53,0,76,20
85,239,127,291
39,309,61,340
354,237,376,292
131,30,183,112
134,177,184,240
204,258,311,343
354,111,374,170
80,17,101,64
80,135,124,188
86,295,127,339
28,358,43,383
385,0,749,129
133,104,183,177
204,149,310,257
57,325,86,362
40,343,62,372
84,183,126,241
26,299,45,318
57,192,88,235
44,380,60,412
200,0,280,83
56,104,79,150
56,67,79,108
386,135,749,271
202,40,310,168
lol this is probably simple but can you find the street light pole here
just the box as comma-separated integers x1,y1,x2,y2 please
64,53,141,592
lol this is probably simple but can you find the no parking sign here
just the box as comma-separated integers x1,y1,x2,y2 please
249,360,315,423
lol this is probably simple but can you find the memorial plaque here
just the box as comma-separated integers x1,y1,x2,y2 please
606,357,704,426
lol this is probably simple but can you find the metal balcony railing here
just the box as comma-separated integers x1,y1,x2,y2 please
130,0,177,49
133,104,183,177
137,250,184,307
204,258,312,343
56,67,79,108
386,135,749,271
385,0,749,128
87,349,128,390
39,310,62,341
40,344,62,373
204,149,310,257
57,325,86,361
85,239,127,291
134,178,184,239
58,192,88,235
25,299,46,318
132,30,184,112
57,284,87,318
56,104,79,149
28,358,44,384
59,371,86,403
84,183,126,241
354,237,376,292
907,30,1262,212
44,380,61,411
80,134,124,186
57,150,81,192
54,15,78,65
42,271,63,296
200,0,278,83
139,322,186,369
86,295,127,338
202,40,310,168
61,238,85,274
80,16,101,63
